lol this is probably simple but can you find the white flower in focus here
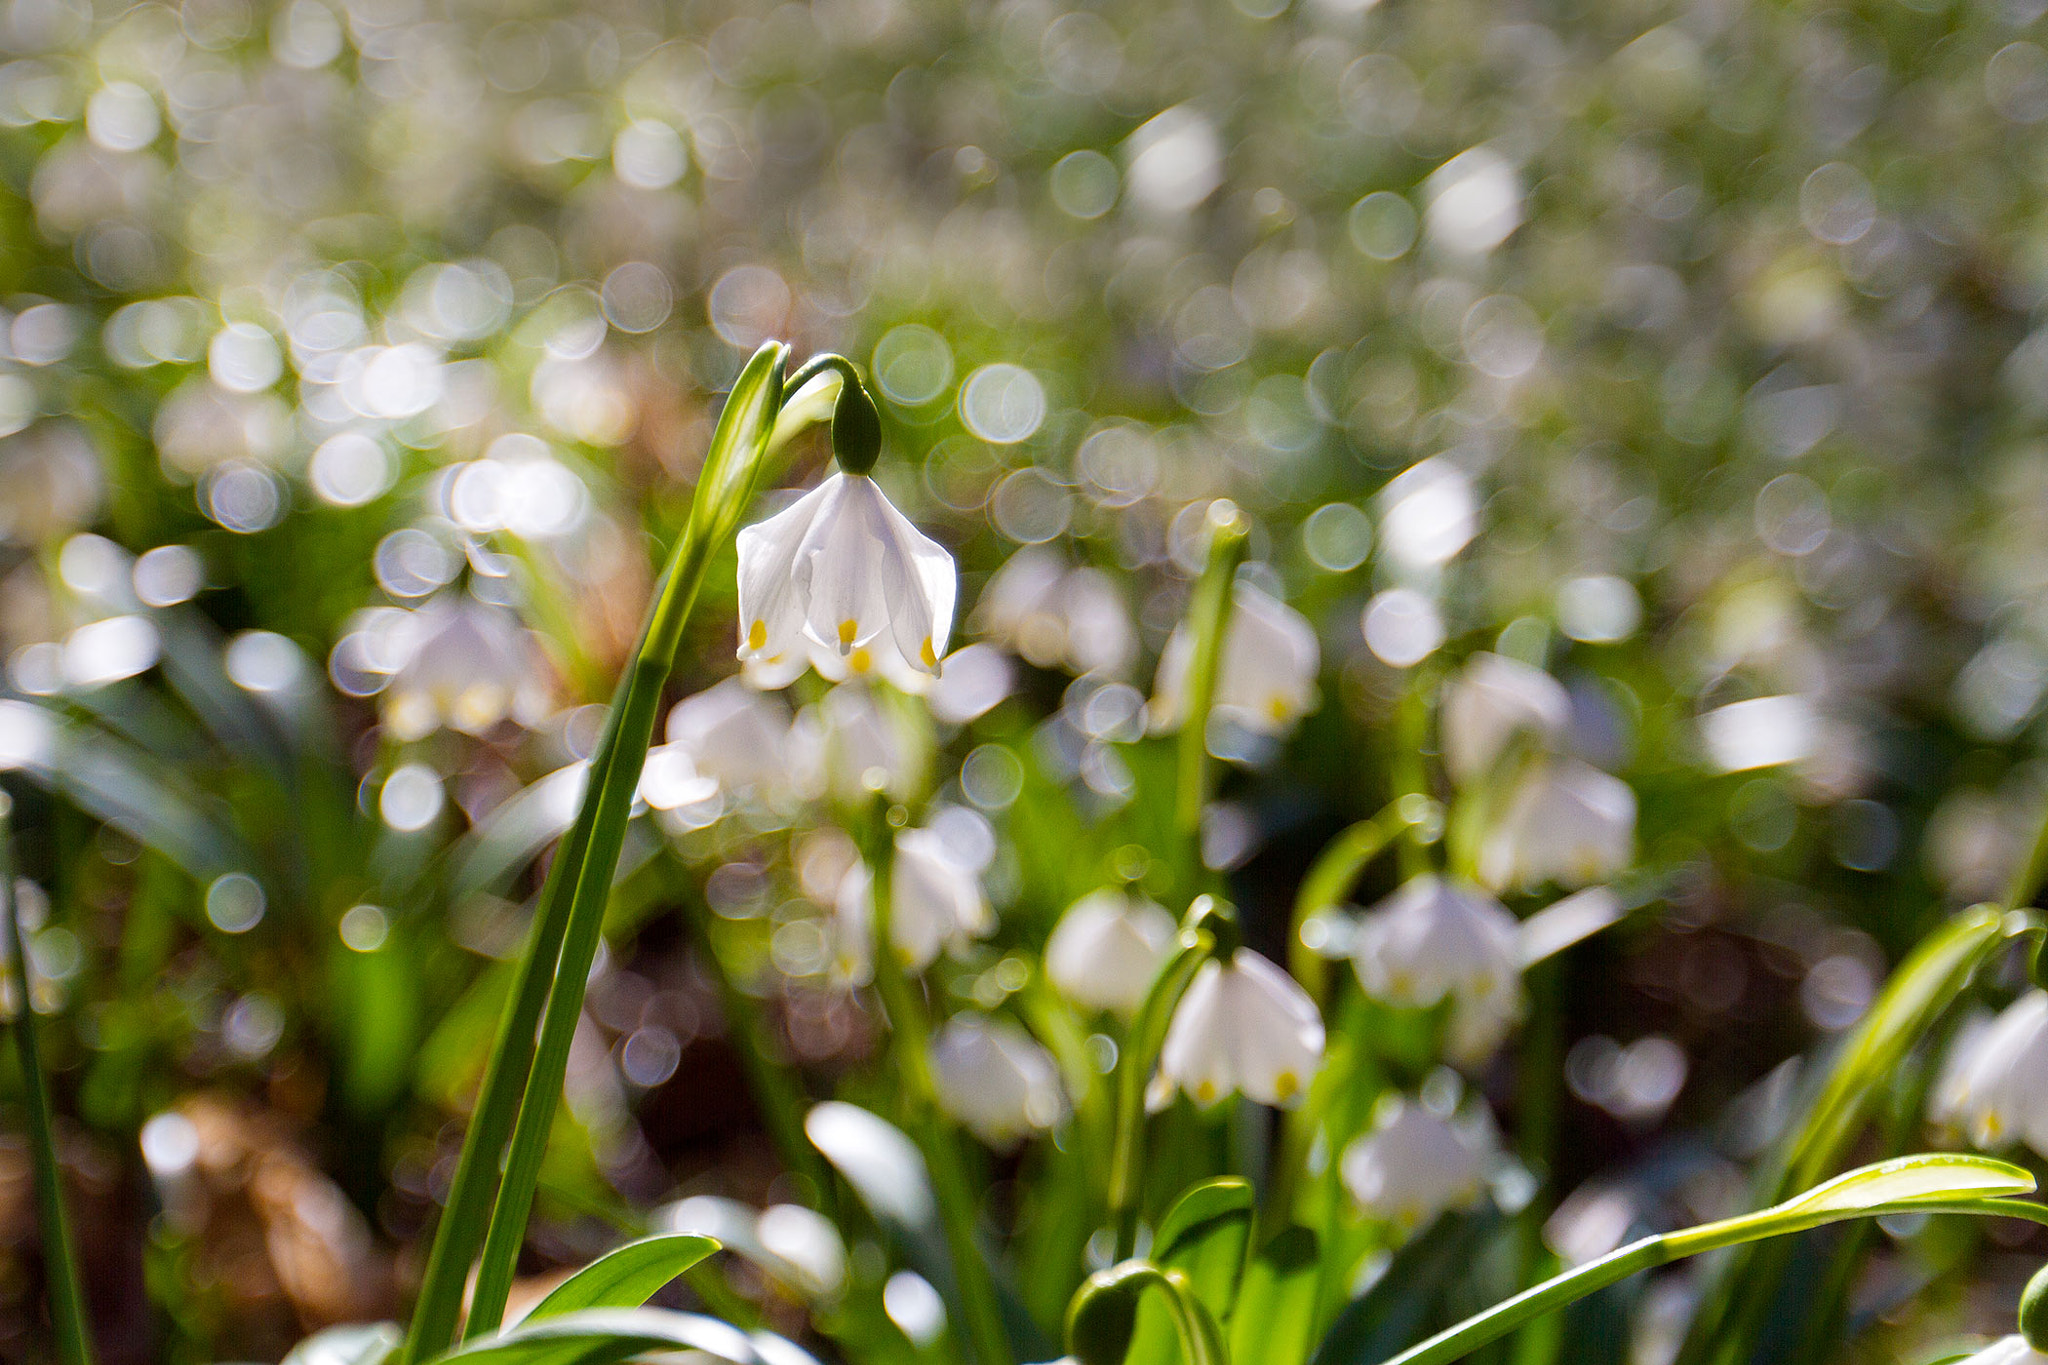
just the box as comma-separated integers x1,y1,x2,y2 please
1159,949,1324,1107
1151,580,1320,738
1340,1097,1493,1230
1045,888,1177,1016
974,548,1136,676
737,473,956,691
1441,653,1570,785
382,593,549,740
1933,991,2048,1157
1353,875,1523,1065
930,1014,1067,1147
835,826,993,975
1480,757,1636,891
1945,1338,2048,1365
665,677,794,797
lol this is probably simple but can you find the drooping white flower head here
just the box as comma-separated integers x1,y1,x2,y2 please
1479,756,1636,891
1045,888,1178,1017
835,825,993,975
1933,991,2048,1157
1441,652,1570,785
1353,874,1523,1065
1151,579,1320,738
788,683,926,806
974,547,1137,677
1946,1338,2048,1365
1158,948,1324,1107
737,473,956,692
930,1013,1068,1147
381,592,550,740
664,677,795,798
1340,1096,1495,1231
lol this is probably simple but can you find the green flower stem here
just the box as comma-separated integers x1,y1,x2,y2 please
1288,800,1420,1001
1380,1194,2048,1365
1107,903,1228,1259
404,343,792,1359
1,797,94,1365
1172,502,1250,902
859,804,1013,1365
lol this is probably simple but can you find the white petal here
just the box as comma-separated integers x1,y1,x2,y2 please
1215,582,1320,735
737,478,838,669
1046,890,1176,1015
800,476,896,657
1159,960,1235,1105
1223,951,1324,1106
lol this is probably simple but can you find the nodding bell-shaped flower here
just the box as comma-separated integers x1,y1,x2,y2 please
1158,949,1324,1107
1441,652,1570,785
381,592,551,741
736,472,957,692
1933,991,2048,1157
973,547,1138,677
835,826,993,976
1151,580,1320,738
1479,756,1636,891
930,1013,1068,1147
664,677,795,799
1353,874,1523,1065
1045,888,1177,1017
1340,1096,1495,1231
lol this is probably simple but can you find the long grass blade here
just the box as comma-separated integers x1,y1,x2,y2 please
1,795,95,1365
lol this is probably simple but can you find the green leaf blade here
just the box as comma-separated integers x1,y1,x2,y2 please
523,1234,719,1322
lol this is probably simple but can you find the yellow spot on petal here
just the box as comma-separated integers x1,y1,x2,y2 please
850,647,872,674
1195,1080,1218,1104
747,619,767,650
1268,694,1291,723
920,637,937,667
1273,1071,1299,1102
838,619,858,650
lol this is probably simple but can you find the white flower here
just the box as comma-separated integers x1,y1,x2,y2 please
1441,653,1570,785
930,1014,1067,1147
1933,991,2048,1157
973,547,1136,676
664,677,794,797
1151,580,1320,738
1340,1097,1493,1230
1946,1338,2048,1365
1479,757,1635,891
1045,888,1177,1016
835,826,993,975
1158,949,1324,1107
1353,874,1522,1065
381,593,549,741
736,473,956,692
789,683,926,806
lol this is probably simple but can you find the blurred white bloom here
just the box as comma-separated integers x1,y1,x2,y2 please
973,547,1136,676
1353,875,1522,1065
1424,147,1523,256
1151,580,1319,738
1378,458,1477,571
1933,991,2048,1157
637,745,718,812
665,678,794,797
1698,694,1818,773
1480,757,1636,891
756,1203,848,1300
1946,1338,2048,1365
1441,653,1570,784
836,826,993,974
1341,1097,1493,1230
930,1014,1067,1146
1159,949,1324,1107
737,473,957,692
790,683,926,805
1045,888,1177,1016
382,594,549,741
1123,105,1221,215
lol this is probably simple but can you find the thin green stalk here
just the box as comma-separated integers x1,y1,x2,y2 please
403,343,791,1359
1,797,94,1365
861,806,1013,1365
1172,502,1250,902
1380,1191,2048,1365
1288,800,1416,1006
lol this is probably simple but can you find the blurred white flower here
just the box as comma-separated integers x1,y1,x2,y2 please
1946,1338,2048,1365
1159,949,1324,1107
382,593,549,740
1045,888,1177,1016
973,547,1136,676
1340,1096,1494,1230
737,473,957,692
665,678,794,797
836,826,993,975
1441,653,1570,785
1933,991,2048,1157
930,1013,1067,1146
1480,757,1636,891
790,683,926,805
1353,875,1522,1065
1151,580,1320,738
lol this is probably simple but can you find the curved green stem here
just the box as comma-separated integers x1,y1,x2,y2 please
1067,1260,1229,1365
1173,503,1250,903
1288,799,1419,999
1,798,94,1365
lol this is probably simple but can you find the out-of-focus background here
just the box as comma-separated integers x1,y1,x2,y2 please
4,0,2048,1358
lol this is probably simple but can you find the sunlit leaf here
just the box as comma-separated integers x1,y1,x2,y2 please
522,1233,718,1321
